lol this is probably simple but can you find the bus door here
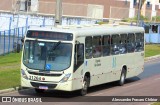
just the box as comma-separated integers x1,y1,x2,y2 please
73,40,85,89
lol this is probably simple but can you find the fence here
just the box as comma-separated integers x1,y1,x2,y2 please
0,13,100,31
0,15,99,55
0,27,26,55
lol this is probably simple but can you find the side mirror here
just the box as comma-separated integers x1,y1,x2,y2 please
21,38,24,44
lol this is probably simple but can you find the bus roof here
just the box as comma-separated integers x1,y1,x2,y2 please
27,24,144,37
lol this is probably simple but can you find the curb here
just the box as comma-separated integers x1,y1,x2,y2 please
0,87,20,94
145,55,160,62
0,55,160,94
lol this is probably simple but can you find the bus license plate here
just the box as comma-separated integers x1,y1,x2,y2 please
39,86,48,90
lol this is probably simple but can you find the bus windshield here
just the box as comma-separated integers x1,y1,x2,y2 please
23,40,72,71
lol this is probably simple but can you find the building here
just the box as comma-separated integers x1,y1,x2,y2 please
0,0,160,20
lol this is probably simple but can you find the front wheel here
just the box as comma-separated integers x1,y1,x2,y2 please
80,76,89,96
119,68,126,86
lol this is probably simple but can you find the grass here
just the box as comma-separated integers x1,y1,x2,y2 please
0,52,21,67
0,52,21,90
0,69,20,90
152,103,160,105
145,44,160,57
0,44,160,90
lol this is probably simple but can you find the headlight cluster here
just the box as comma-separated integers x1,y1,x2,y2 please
60,73,71,83
21,69,28,80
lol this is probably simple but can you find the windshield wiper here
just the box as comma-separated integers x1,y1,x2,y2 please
44,41,61,70
52,41,61,50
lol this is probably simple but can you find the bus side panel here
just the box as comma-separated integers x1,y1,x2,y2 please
99,56,114,84
72,64,84,90
134,51,144,76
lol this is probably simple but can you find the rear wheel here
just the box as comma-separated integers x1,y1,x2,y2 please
35,88,45,94
80,76,89,96
119,68,126,86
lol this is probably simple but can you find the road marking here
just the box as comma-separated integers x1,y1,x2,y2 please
122,83,142,89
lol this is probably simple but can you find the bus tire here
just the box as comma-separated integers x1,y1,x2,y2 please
119,68,126,86
35,88,45,94
80,76,89,96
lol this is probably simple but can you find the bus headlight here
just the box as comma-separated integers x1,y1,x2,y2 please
21,69,28,80
60,73,71,83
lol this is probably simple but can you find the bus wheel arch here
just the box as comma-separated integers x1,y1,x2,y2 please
85,72,90,87
80,72,90,96
119,65,127,86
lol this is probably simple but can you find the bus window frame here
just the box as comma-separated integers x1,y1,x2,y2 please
85,36,93,59
102,35,111,56
74,43,84,72
119,34,127,54
127,33,135,53
111,34,120,55
92,36,102,58
135,33,144,52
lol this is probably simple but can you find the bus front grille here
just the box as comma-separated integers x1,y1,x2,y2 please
28,71,62,76
30,82,57,89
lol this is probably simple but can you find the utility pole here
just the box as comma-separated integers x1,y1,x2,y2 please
137,0,142,26
54,0,62,27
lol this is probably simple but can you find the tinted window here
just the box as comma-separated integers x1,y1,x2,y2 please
102,35,110,56
135,33,144,52
111,35,120,55
119,34,127,54
74,44,84,71
85,37,92,59
127,33,135,53
93,36,102,58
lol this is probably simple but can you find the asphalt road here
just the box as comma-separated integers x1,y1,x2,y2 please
0,58,160,105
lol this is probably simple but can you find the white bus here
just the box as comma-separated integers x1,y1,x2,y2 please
21,24,144,95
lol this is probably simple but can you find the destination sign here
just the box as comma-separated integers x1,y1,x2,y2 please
26,31,73,41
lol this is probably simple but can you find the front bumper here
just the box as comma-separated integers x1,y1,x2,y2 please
21,77,73,91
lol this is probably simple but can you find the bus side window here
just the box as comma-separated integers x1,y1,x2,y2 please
85,37,92,59
93,36,102,58
127,33,135,53
23,41,29,61
119,34,127,54
102,35,110,56
77,44,84,62
111,34,120,55
135,33,144,52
